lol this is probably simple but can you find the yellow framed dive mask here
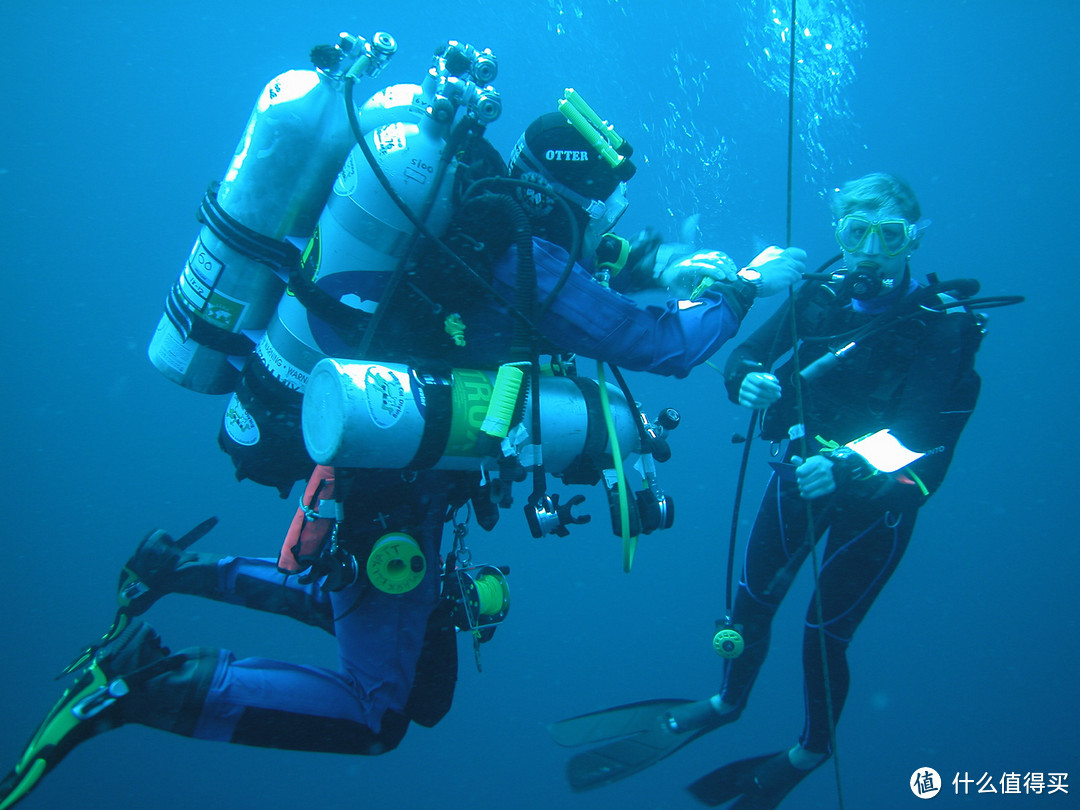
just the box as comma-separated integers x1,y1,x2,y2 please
835,215,918,257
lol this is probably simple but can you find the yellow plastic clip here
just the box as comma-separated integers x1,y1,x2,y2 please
689,276,715,301
562,88,626,149
814,435,841,451
481,365,524,439
444,313,466,347
557,88,627,171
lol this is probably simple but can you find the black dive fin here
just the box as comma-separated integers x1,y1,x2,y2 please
566,721,717,791
58,517,219,678
548,698,692,747
551,698,732,792
688,752,777,805
174,516,219,549
688,751,818,809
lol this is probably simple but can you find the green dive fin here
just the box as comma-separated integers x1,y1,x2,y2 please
688,751,814,808
0,661,119,810
2,621,181,810
550,698,732,792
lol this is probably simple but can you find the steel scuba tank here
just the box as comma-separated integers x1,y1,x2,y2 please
148,31,397,394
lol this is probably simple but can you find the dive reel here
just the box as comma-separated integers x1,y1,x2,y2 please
148,31,398,394
445,561,510,644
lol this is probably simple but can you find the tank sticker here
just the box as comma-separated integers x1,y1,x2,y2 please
410,370,425,416
374,122,408,155
404,153,434,186
297,226,321,285
148,317,194,374
445,369,492,459
365,365,406,428
334,153,357,197
404,164,428,185
202,289,247,329
182,238,223,308
256,338,309,391
222,394,260,446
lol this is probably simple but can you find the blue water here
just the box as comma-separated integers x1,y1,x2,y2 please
2,1,1077,808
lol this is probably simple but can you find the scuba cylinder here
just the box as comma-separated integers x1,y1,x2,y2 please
148,32,398,394
220,42,504,493
301,358,639,474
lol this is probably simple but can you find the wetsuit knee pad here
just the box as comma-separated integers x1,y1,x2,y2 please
228,705,410,755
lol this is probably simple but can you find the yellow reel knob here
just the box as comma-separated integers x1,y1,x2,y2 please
713,627,744,659
366,533,426,594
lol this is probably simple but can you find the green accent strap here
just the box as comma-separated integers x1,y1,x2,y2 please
597,361,635,572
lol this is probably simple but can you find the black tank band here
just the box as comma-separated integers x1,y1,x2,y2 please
408,366,453,470
198,184,301,274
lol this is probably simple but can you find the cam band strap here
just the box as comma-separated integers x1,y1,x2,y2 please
198,184,301,275
407,368,453,471
288,269,372,340
164,184,302,355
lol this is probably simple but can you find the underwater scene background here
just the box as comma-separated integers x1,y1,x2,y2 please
2,1,1076,807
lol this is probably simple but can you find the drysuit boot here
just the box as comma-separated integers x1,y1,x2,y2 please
124,527,333,631
120,528,224,616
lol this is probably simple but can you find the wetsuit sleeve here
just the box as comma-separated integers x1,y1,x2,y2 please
722,294,799,402
507,238,749,378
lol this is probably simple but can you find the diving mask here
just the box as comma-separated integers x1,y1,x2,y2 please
835,215,918,257
584,182,629,231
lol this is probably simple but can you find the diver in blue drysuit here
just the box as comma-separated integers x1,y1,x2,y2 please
0,109,801,808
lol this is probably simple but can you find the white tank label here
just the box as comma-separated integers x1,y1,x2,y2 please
182,237,223,308
222,394,259,446
374,122,408,155
256,337,309,391
148,317,194,374
364,365,406,428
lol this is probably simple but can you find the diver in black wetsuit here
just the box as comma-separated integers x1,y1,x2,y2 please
549,173,987,808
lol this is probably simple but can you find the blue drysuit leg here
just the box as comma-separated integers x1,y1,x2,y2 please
178,493,447,753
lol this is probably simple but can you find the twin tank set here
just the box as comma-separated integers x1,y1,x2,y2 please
147,31,674,589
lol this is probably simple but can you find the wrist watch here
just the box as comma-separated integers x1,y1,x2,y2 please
736,266,763,297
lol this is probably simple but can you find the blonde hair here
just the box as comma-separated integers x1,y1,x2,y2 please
830,172,921,222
